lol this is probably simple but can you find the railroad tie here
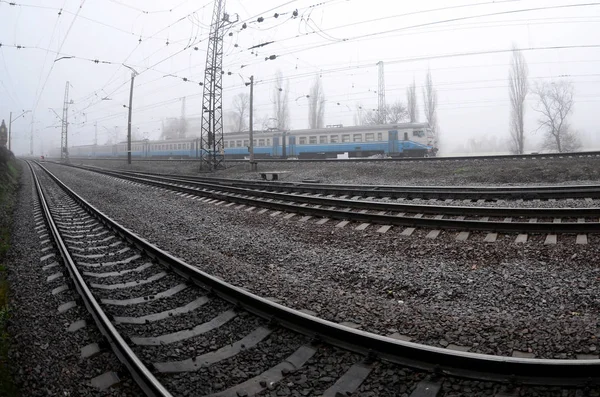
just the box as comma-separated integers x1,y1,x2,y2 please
456,231,469,241
321,362,373,397
514,234,528,244
401,227,415,236
355,223,370,231
426,230,440,239
377,225,392,233
483,233,498,243
544,234,558,245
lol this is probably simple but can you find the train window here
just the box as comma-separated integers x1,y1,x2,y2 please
341,135,350,143
309,136,317,144
253,139,257,146
236,140,242,147
243,140,249,147
353,134,362,142
319,136,327,144
365,133,375,142
330,135,339,143
224,141,228,148
299,137,307,145
377,132,383,141
413,130,424,137
267,138,271,146
259,139,265,146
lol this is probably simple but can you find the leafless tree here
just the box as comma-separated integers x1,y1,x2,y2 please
360,101,408,125
387,101,409,124
406,79,418,122
272,70,289,131
422,69,439,143
231,93,249,132
533,80,580,152
308,75,325,129
508,45,529,154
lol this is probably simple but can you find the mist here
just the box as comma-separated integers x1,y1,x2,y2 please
1,0,599,157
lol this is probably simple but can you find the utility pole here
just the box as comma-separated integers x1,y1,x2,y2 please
377,61,386,124
126,71,136,165
9,110,31,152
200,0,237,170
30,119,34,156
94,122,98,158
8,112,11,152
247,75,256,171
61,81,70,163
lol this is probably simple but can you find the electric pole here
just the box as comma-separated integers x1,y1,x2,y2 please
248,75,256,171
94,122,98,158
61,81,70,163
8,112,11,152
126,71,136,165
377,61,386,124
8,110,31,152
30,120,34,156
200,0,237,170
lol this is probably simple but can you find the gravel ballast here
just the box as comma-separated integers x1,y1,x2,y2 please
6,161,143,396
68,156,600,185
41,163,600,361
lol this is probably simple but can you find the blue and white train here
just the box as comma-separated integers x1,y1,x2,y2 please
62,122,435,159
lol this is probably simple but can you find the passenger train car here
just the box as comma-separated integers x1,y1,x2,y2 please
60,122,435,159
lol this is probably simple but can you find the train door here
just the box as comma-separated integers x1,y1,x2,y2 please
288,136,296,156
387,130,398,154
272,136,280,157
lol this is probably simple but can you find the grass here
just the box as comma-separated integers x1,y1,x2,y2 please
0,152,20,396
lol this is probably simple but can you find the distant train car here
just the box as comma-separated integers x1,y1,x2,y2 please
62,123,435,160
222,122,434,159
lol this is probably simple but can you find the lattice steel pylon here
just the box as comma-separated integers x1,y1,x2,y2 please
377,61,386,124
200,0,235,170
61,81,70,163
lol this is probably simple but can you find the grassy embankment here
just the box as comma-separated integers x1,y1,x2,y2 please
0,147,19,396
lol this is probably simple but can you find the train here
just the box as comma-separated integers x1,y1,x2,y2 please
58,122,436,160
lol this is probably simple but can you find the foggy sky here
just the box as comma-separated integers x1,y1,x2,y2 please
1,0,599,155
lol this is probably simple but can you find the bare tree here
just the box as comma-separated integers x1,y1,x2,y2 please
533,80,579,152
406,78,418,122
360,102,408,125
422,69,439,144
308,75,325,129
272,70,289,131
508,45,529,154
387,101,409,124
231,93,249,132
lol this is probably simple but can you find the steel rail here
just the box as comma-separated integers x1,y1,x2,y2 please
33,162,600,386
62,149,600,163
82,166,600,200
27,161,173,397
126,171,600,217
80,166,600,232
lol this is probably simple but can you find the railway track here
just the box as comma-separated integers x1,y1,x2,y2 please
113,169,600,200
66,164,600,239
64,149,600,164
29,161,600,395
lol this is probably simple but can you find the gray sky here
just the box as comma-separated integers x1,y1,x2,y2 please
1,0,599,155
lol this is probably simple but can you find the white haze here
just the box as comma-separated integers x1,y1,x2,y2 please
1,0,599,156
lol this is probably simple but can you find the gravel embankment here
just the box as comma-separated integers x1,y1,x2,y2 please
67,156,600,185
6,161,142,396
43,163,600,360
